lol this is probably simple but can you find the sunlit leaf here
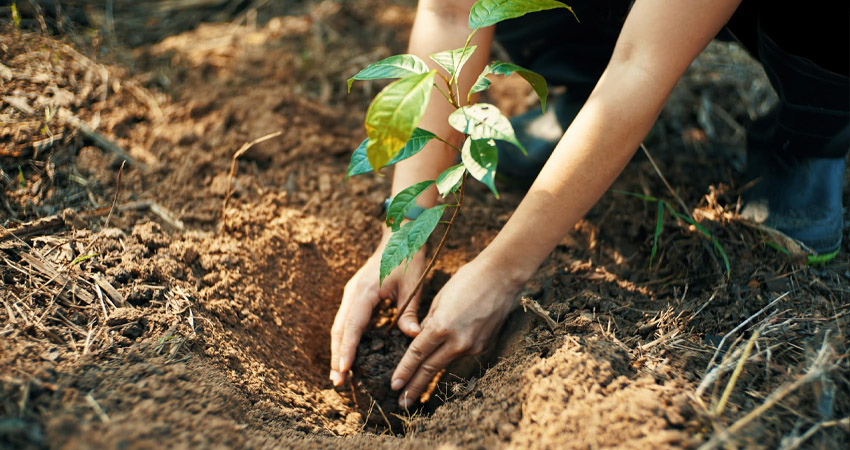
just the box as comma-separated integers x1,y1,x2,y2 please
347,54,430,93
461,138,499,198
346,128,437,179
365,71,437,170
346,139,372,179
436,164,466,197
386,180,435,231
468,0,575,30
430,45,477,79
468,61,548,111
406,205,449,262
380,221,413,285
448,103,525,154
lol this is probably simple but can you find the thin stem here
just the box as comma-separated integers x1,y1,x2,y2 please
434,83,452,104
433,134,461,152
390,175,467,329
451,30,477,105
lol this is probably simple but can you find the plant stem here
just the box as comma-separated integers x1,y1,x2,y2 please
432,135,461,152
390,175,467,329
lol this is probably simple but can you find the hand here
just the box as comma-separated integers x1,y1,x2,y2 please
329,232,426,387
390,256,523,407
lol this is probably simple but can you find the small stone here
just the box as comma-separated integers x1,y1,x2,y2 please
497,422,516,440
370,340,384,351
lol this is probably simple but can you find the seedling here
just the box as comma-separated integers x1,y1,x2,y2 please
614,190,731,275
346,0,575,323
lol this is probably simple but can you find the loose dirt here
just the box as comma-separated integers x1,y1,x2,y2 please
2,2,848,449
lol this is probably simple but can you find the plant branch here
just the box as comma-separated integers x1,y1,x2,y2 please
434,83,453,104
432,134,461,152
390,175,467,329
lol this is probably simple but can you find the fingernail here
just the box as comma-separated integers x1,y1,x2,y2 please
339,356,347,372
391,378,404,391
410,323,421,334
330,370,341,386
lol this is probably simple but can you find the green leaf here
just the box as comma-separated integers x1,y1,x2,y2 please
386,180,435,230
17,166,25,188
380,221,414,285
461,138,500,198
347,54,430,93
468,61,548,111
448,103,526,154
468,0,575,30
346,128,437,179
430,45,477,79
365,71,437,170
387,128,437,166
406,205,449,262
436,164,466,197
346,139,372,179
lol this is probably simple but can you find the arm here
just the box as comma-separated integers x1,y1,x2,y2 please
390,0,743,406
330,0,494,387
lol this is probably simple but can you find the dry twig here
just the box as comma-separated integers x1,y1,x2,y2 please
220,131,283,230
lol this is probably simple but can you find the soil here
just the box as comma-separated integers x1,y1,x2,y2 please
353,327,413,430
2,2,849,449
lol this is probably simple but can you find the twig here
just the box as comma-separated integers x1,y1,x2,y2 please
521,296,558,331
0,215,65,242
73,119,145,169
714,328,760,416
103,160,125,229
220,131,283,231
390,176,467,329
779,417,850,450
640,143,722,274
699,334,835,450
84,393,110,423
704,292,789,373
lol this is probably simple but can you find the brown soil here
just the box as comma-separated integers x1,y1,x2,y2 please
2,2,849,449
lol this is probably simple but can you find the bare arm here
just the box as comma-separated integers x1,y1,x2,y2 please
481,0,743,281
390,0,743,406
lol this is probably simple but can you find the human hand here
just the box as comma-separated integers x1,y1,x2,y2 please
329,232,426,387
390,256,523,407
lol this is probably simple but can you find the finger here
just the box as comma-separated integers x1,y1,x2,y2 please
396,281,422,337
330,287,356,385
397,344,457,408
390,328,445,391
337,297,376,378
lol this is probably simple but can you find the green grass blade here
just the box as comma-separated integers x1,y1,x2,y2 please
649,200,664,269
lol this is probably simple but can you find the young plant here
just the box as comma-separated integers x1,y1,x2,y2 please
347,0,575,324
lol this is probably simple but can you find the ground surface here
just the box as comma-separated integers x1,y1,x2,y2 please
1,1,849,449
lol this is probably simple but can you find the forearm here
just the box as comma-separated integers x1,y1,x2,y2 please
481,63,669,280
391,0,493,208
480,0,741,282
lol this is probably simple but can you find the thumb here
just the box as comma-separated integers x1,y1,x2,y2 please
397,284,422,337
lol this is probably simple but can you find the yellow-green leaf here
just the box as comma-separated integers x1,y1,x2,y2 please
365,71,437,170
430,45,477,79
